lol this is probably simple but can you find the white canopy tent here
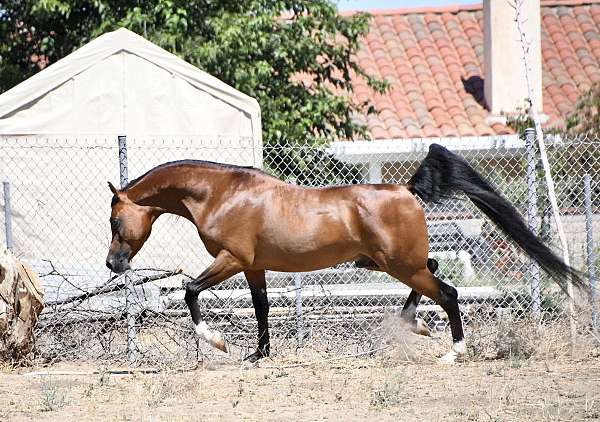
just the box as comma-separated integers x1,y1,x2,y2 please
0,27,262,147
0,28,263,297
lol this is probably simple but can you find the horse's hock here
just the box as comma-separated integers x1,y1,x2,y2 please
0,250,44,362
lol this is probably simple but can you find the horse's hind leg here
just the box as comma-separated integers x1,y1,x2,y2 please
244,270,270,362
401,290,421,322
388,266,465,363
401,290,429,336
434,276,465,363
400,258,438,336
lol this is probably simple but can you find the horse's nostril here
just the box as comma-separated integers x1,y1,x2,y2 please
106,259,113,270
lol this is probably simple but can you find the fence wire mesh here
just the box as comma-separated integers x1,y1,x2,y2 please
0,133,598,365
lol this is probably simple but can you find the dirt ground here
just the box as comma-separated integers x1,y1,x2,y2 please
1,339,600,422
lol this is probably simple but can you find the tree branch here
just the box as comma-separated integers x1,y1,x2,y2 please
45,268,182,307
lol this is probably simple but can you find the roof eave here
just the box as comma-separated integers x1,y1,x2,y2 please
328,134,524,163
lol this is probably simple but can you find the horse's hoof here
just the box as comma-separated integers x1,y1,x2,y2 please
243,350,265,363
439,350,458,364
209,333,228,353
439,340,466,364
413,319,430,337
195,323,228,353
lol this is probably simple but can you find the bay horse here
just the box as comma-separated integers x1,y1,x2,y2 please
105,144,582,363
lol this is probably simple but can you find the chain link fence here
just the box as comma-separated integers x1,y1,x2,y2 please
0,133,598,365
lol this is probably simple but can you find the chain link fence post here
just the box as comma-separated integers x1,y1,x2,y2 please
118,135,138,364
525,128,541,318
294,273,304,347
583,174,598,332
2,181,13,251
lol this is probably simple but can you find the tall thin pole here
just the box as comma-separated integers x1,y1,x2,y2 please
513,0,576,341
584,174,598,331
525,128,541,317
3,181,13,251
118,135,137,364
294,273,304,347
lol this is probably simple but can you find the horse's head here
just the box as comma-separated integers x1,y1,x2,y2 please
105,182,154,273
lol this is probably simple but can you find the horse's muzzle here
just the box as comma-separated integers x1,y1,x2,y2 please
106,251,130,273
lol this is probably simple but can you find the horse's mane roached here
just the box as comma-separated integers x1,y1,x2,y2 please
123,159,267,191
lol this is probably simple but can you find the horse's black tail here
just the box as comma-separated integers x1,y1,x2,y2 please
408,143,584,295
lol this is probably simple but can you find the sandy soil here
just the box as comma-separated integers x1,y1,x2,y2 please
1,348,600,422
2,319,600,421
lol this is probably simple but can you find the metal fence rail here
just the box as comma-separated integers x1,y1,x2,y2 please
0,133,598,364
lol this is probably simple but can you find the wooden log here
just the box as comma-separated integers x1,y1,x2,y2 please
0,250,44,363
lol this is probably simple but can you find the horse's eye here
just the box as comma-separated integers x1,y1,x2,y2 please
110,218,120,232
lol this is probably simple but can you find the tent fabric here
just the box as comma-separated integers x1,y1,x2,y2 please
0,28,261,143
0,29,264,288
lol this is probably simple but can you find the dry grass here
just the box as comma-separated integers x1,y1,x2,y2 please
1,321,599,421
38,378,69,412
467,316,600,364
369,369,406,408
1,350,598,421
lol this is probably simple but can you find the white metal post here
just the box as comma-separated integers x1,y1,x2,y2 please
294,273,304,347
368,160,382,184
584,174,598,332
525,128,541,317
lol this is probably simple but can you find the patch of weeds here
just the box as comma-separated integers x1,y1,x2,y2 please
145,376,172,407
584,395,599,420
273,368,288,378
39,378,68,412
370,371,405,408
499,320,537,369
445,409,480,421
378,353,398,368
232,379,244,408
496,322,535,361
468,315,537,361
506,353,525,369
485,365,504,377
82,383,95,398
97,367,111,386
144,374,187,407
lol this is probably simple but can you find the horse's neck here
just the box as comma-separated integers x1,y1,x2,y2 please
126,166,227,220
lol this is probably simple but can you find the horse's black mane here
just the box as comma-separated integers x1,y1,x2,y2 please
123,159,266,191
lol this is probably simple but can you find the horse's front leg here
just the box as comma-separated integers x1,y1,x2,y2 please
244,270,270,362
184,249,243,353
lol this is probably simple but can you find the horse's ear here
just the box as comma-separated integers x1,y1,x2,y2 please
108,181,119,196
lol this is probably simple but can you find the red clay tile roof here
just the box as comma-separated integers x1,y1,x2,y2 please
351,0,600,139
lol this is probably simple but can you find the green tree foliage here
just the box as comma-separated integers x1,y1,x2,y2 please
0,0,388,183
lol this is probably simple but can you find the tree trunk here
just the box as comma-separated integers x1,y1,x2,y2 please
0,250,44,363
